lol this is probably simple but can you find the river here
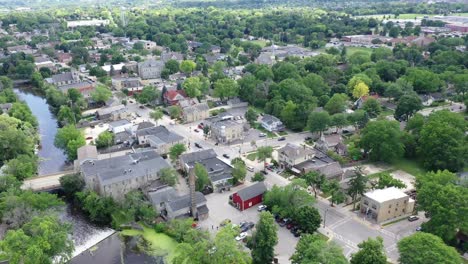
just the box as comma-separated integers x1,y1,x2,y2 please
14,88,68,175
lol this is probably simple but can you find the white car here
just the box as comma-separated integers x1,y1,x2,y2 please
257,205,267,211
259,133,266,137
235,232,247,241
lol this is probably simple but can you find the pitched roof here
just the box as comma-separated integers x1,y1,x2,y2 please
147,186,177,207
164,90,187,101
167,192,206,212
279,143,314,159
50,72,76,83
109,119,131,128
236,182,267,201
261,114,281,125
136,125,184,144
180,149,217,165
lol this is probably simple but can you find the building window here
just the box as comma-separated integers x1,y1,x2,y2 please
363,200,369,205
388,210,391,214
389,205,392,208
372,204,377,210
395,208,398,211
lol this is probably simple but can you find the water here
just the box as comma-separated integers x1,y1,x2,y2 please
14,88,68,175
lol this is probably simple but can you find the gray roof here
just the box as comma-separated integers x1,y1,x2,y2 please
211,119,242,130
147,186,177,207
138,59,164,68
167,192,206,212
161,52,184,62
109,119,131,128
137,122,155,130
279,143,314,159
293,149,343,178
182,102,209,112
261,114,281,125
180,149,217,165
180,149,233,182
80,150,171,186
77,145,98,163
236,182,267,201
50,72,75,83
97,104,126,116
136,126,184,144
58,81,94,93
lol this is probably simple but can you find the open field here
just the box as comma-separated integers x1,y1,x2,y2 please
346,47,373,58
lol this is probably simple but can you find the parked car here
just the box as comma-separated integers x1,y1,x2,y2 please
194,129,199,132
261,170,268,175
241,222,255,233
408,215,419,222
86,136,93,140
257,205,267,212
259,133,266,137
223,154,230,159
235,232,247,241
198,124,204,129
247,166,254,172
286,222,295,229
195,143,202,148
279,218,290,227
305,136,312,141
139,105,145,109
278,137,286,141
239,221,247,228
416,226,422,231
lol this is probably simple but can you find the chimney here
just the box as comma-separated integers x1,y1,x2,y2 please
188,167,198,220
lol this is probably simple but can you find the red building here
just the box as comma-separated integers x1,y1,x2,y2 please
232,182,267,211
163,90,188,106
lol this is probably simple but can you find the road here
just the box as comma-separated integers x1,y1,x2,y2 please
21,170,74,191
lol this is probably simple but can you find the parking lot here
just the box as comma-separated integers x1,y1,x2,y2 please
198,181,299,263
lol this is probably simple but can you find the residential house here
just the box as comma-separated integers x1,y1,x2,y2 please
354,94,379,109
179,149,233,190
278,143,314,168
315,134,347,156
293,149,343,180
210,119,245,144
102,63,125,75
138,59,164,79
136,125,185,154
96,104,130,121
7,45,35,54
161,52,184,63
108,119,133,134
182,102,210,123
45,71,80,86
112,77,144,95
260,114,284,132
232,182,267,211
80,150,171,200
164,90,188,106
57,52,73,64
360,187,415,223
34,56,55,71
58,81,96,98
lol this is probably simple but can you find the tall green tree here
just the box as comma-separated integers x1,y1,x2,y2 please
350,237,387,264
169,143,186,162
149,109,164,125
291,234,347,264
256,146,273,170
304,171,326,198
54,125,85,160
245,108,259,125
250,212,278,264
95,131,114,149
180,60,196,75
397,233,461,264
360,120,404,162
307,111,330,135
347,167,368,210
194,163,211,192
324,93,348,114
362,98,382,118
59,173,85,197
183,77,202,98
231,160,247,184
394,94,422,121
295,206,321,234
159,167,179,186
91,84,112,104
213,78,239,100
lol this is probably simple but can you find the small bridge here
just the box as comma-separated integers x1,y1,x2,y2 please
21,170,75,192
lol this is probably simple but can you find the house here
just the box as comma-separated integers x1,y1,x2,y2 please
161,52,184,63
136,125,185,154
57,52,73,64
166,192,208,220
260,114,284,132
7,45,35,54
179,149,233,190
112,77,144,95
138,59,164,79
96,104,128,120
108,119,133,134
58,81,96,98
164,90,188,106
232,182,267,211
210,119,244,144
138,40,158,50
360,187,415,223
182,102,210,123
80,150,171,200
315,134,347,156
354,94,379,109
45,71,80,86
102,63,125,75
34,56,55,71
278,143,314,168
74,145,98,171
293,150,343,180
411,36,435,47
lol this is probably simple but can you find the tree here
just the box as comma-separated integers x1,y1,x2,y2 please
3,155,37,180
91,85,112,104
57,105,77,125
0,115,35,165
250,212,278,264
347,109,369,130
149,109,164,125
59,173,85,197
360,120,404,162
137,86,159,105
257,146,273,169
308,111,330,135
180,60,196,75
164,59,180,74
394,94,422,121
304,171,326,198
183,77,202,98
362,98,382,118
231,160,247,184
351,237,387,264
404,68,442,93
8,102,38,127
418,111,467,172
159,167,179,186
0,215,74,264
76,190,117,225
373,172,406,189
213,78,239,100
347,167,368,210
122,190,157,223
169,143,186,162
322,179,344,206
95,131,114,149
352,82,370,99
416,170,467,243
54,125,85,160
397,233,461,264
324,93,348,114
330,113,349,133
194,163,211,192
245,108,259,125
347,74,372,93
168,105,182,119
252,172,265,182
295,206,321,234
291,234,347,264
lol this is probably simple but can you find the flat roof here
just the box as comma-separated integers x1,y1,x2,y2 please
364,187,408,203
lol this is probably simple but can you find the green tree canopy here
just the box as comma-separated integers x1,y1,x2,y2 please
250,212,278,264
194,163,211,192
54,125,85,160
350,237,387,264
169,143,186,162
91,84,112,104
213,78,239,100
291,234,347,264
360,120,404,162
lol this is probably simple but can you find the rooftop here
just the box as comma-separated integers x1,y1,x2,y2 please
136,125,184,144
279,143,314,159
364,187,408,203
236,182,267,201
81,150,171,186
167,192,206,212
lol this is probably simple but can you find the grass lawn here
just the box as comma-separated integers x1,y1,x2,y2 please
121,225,179,262
346,47,372,58
249,39,269,48
246,152,257,161
391,159,426,177
278,131,288,136
257,126,276,138
316,232,330,242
